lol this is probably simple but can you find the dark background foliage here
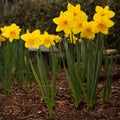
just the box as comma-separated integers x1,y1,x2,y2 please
0,0,120,51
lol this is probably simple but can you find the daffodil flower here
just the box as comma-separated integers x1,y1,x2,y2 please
21,29,41,49
1,23,21,42
40,31,55,48
72,12,88,34
53,11,73,35
94,6,115,20
80,21,96,40
54,35,61,43
94,17,115,34
67,3,81,18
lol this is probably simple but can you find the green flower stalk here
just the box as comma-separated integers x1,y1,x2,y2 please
15,39,32,88
102,55,113,105
63,38,82,107
2,41,15,92
30,48,58,118
81,33,105,107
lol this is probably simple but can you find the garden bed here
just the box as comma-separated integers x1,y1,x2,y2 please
0,64,120,120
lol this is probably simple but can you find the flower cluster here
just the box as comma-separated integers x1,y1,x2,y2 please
0,24,61,49
21,30,61,49
53,3,115,41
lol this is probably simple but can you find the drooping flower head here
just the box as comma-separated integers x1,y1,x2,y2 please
1,23,21,42
21,29,41,49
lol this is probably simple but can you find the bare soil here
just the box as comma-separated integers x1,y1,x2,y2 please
0,65,120,120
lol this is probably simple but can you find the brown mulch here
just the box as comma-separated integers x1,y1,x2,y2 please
0,65,120,120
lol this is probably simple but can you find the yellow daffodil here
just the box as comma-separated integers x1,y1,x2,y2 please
54,35,61,43
40,31,55,48
1,23,21,42
72,12,88,34
53,11,73,35
66,3,88,34
0,35,5,46
80,21,96,40
94,17,115,34
21,29,41,49
1,26,9,38
94,6,115,20
67,3,81,18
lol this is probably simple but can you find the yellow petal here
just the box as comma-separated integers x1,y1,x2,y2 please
106,19,115,27
104,6,109,11
67,3,73,10
76,4,81,10
96,6,103,13
102,29,108,35
107,11,115,18
53,17,59,24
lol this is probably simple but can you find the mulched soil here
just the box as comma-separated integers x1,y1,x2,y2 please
0,65,120,120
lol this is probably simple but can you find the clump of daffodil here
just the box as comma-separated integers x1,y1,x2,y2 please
29,32,61,119
0,35,5,46
1,23,21,42
53,3,88,43
53,3,115,41
21,29,61,49
93,6,115,35
21,29,41,49
53,3,88,35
